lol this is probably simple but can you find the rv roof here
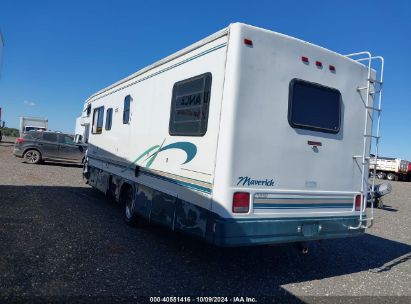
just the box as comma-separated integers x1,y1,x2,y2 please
86,26,229,103
85,23,364,104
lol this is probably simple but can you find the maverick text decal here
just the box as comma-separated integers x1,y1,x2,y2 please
237,176,275,187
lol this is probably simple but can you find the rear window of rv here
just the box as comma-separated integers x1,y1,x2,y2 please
169,73,212,136
288,79,341,134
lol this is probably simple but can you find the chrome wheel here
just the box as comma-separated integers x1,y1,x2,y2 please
24,150,41,164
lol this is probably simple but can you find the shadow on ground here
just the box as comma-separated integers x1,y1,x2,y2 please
0,185,409,300
39,161,83,168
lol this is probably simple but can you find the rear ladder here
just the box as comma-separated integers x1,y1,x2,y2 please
345,51,384,230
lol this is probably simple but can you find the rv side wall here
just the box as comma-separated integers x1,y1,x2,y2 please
86,34,229,222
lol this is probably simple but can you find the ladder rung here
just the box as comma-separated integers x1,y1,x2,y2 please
368,78,383,84
353,155,370,159
366,106,382,111
364,134,380,139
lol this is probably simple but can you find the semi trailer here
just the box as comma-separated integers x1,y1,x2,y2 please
370,156,410,181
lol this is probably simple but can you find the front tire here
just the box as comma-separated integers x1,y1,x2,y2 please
23,149,41,164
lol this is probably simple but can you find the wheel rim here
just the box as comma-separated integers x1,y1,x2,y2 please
25,151,39,163
125,189,134,219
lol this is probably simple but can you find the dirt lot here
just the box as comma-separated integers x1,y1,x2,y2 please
0,136,410,302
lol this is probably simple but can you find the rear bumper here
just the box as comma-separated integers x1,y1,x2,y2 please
212,216,365,246
13,147,23,158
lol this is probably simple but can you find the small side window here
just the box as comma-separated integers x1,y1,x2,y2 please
92,106,104,134
123,95,132,124
59,134,75,145
105,108,113,130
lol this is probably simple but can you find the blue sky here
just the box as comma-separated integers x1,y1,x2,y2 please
0,0,410,159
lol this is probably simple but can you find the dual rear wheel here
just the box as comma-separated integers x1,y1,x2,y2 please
121,185,145,227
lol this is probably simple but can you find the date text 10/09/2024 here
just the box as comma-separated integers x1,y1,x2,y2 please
149,297,257,303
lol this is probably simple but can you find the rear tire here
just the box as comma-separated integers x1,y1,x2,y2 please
23,149,41,164
376,172,386,179
121,184,139,226
387,173,398,181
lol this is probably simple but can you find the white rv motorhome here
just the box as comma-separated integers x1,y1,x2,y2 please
82,23,384,246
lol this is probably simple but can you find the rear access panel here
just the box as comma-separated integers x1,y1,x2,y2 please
253,193,354,214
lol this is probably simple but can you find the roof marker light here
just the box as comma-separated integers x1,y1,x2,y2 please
316,61,323,68
329,65,336,72
244,38,253,46
301,56,309,63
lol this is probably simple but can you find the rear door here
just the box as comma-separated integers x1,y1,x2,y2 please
40,133,60,158
58,134,84,161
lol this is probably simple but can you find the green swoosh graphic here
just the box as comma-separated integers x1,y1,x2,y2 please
121,144,160,172
122,140,198,172
145,138,166,168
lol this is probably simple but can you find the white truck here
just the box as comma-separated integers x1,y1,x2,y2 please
370,156,410,181
19,116,48,135
82,23,384,247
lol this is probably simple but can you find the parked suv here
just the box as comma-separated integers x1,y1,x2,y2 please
13,131,86,164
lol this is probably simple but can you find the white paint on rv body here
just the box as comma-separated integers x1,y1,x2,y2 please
212,23,371,218
84,23,372,221
87,34,229,210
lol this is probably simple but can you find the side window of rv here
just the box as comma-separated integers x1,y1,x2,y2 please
92,106,104,134
169,72,212,136
86,104,91,116
288,79,341,134
105,108,113,130
123,95,132,124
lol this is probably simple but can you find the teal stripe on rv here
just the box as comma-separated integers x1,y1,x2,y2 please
253,203,353,209
141,170,212,194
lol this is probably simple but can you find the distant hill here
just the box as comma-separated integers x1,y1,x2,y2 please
1,127,19,137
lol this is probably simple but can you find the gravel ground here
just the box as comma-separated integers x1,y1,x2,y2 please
0,136,410,303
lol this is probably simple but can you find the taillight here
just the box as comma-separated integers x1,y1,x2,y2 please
15,138,25,143
232,192,250,213
355,195,362,211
